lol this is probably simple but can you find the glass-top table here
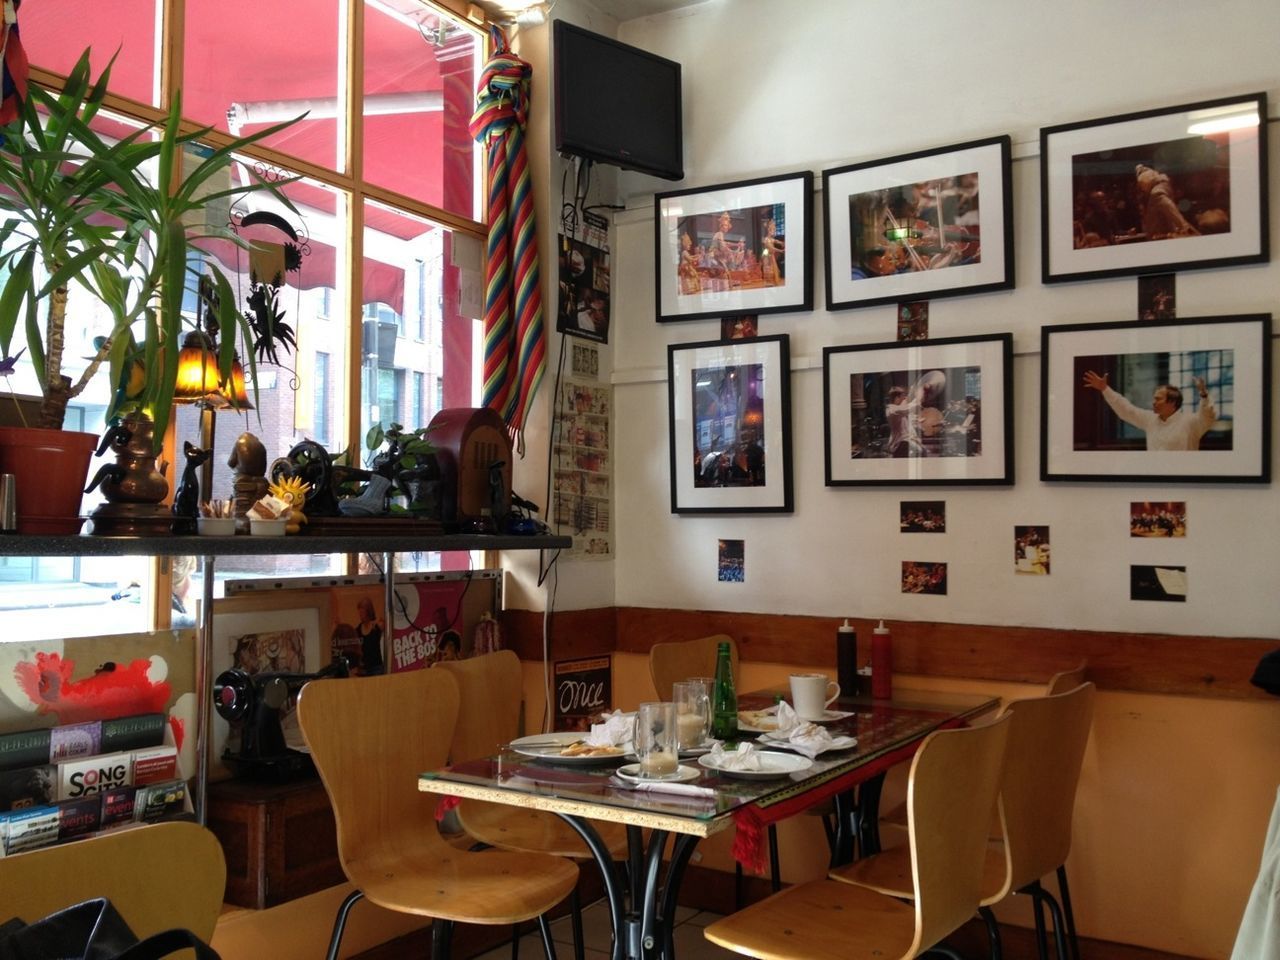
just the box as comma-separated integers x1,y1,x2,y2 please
418,687,999,960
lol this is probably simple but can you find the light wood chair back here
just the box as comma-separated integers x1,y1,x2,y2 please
906,713,1012,957
997,681,1095,894
0,821,224,942
299,668,459,878
1046,663,1088,696
648,634,737,700
435,650,523,762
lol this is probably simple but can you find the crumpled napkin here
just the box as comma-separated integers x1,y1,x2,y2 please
759,701,858,758
585,710,635,748
706,740,762,771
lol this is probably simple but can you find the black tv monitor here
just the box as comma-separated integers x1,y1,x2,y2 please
553,20,684,181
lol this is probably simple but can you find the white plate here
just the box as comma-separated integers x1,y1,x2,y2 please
509,733,627,764
615,763,701,784
737,709,780,733
697,750,814,780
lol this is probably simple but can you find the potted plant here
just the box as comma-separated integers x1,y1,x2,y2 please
0,50,298,532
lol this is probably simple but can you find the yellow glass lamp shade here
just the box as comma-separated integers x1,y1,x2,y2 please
173,333,253,409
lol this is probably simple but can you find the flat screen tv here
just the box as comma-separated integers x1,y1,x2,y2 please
553,20,684,181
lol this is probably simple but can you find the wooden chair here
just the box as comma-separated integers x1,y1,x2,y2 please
298,667,579,960
435,651,628,960
0,821,224,944
832,683,1096,960
647,633,737,701
703,713,1012,960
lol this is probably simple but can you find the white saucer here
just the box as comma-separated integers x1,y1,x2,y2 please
615,763,701,784
697,750,813,780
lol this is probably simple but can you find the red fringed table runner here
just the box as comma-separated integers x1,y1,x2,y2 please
435,795,462,821
730,718,965,872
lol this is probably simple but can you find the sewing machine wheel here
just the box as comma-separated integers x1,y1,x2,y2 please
213,668,253,722
260,675,289,710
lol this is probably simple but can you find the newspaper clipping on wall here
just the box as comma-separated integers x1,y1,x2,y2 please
554,365,613,558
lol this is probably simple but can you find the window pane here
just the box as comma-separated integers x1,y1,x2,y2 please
0,556,153,639
362,0,481,219
22,1,160,106
175,170,351,578
184,0,342,172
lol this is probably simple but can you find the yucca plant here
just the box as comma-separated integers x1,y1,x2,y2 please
0,48,300,447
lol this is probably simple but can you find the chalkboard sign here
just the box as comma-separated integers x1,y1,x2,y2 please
554,656,611,731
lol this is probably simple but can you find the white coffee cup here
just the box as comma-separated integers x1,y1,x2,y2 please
789,673,840,720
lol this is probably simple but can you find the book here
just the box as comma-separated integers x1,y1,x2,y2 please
49,720,102,763
57,750,133,801
0,764,56,813
57,795,102,841
0,804,59,855
100,786,136,827
0,728,52,773
131,745,177,787
101,713,167,753
134,778,187,823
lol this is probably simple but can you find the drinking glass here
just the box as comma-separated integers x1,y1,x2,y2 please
672,680,710,750
635,701,679,777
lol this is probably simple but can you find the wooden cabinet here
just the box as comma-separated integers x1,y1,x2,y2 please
206,777,345,908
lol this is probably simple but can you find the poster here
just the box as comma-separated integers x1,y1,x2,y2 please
554,656,612,732
556,224,611,344
553,379,614,558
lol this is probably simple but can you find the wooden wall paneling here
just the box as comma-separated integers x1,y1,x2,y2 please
500,607,618,661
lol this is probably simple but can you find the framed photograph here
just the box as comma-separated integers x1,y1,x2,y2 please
556,233,611,343
210,591,329,777
823,135,1013,311
823,333,1013,486
1041,93,1268,283
1040,314,1271,483
655,172,813,323
668,334,793,513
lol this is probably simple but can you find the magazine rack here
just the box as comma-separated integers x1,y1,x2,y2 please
0,532,569,823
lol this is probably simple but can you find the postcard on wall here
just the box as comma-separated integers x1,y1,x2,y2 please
553,379,614,558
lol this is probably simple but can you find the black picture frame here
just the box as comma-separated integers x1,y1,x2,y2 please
667,334,793,513
823,333,1013,486
1040,92,1269,283
1040,314,1271,483
654,172,813,323
822,135,1014,311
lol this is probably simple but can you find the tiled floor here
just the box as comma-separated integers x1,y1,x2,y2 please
471,899,737,960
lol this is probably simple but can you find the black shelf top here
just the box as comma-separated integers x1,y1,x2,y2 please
0,532,572,558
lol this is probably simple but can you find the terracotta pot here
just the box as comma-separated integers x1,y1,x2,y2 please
0,426,98,534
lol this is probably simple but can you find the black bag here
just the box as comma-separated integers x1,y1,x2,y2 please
0,898,219,960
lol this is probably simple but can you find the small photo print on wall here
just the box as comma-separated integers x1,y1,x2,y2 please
1131,565,1187,602
897,302,929,341
721,315,758,340
718,539,745,582
1138,274,1176,321
1014,526,1050,575
900,500,946,533
902,561,947,595
1130,501,1186,537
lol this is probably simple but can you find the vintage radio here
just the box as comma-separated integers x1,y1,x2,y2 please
427,407,512,528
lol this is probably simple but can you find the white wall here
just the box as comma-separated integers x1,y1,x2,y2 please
587,0,1280,637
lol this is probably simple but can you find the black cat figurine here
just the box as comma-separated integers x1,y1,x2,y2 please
171,441,212,534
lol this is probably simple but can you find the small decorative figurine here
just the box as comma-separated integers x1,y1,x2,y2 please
172,442,212,534
267,475,311,534
228,432,270,527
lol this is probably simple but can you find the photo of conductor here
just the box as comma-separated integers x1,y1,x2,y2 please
850,366,983,459
1071,133,1230,250
1074,351,1231,453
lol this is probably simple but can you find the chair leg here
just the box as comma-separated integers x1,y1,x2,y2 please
324,889,364,960
511,923,521,960
978,905,1003,960
1056,865,1081,960
767,824,782,892
537,914,559,960
734,861,744,910
1031,885,1049,960
433,918,456,960
569,887,585,960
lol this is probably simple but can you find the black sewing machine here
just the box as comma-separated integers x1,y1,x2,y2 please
213,658,349,781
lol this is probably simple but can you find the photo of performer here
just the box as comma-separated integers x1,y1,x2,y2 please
1070,133,1230,249
674,204,787,294
847,172,981,282
851,366,983,459
1080,368,1219,451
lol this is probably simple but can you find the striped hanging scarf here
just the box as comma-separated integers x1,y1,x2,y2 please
470,25,544,444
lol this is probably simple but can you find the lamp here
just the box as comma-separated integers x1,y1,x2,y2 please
173,332,254,503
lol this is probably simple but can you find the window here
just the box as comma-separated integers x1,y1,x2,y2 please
413,371,425,427
13,1,488,620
